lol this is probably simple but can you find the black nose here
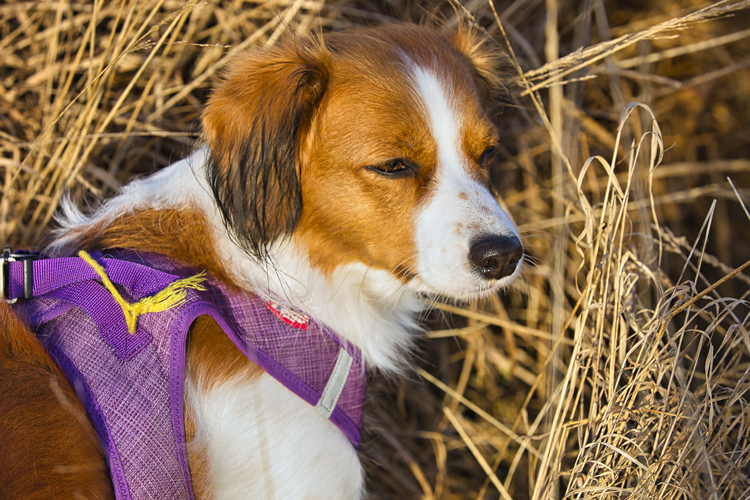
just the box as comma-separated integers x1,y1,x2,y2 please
469,235,523,280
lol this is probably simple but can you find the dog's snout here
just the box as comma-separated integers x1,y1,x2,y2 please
469,235,523,280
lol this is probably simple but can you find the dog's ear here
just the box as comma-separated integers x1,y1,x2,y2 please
202,37,329,260
445,25,513,109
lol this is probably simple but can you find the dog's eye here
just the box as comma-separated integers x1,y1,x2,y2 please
479,146,496,167
370,159,410,176
379,159,406,173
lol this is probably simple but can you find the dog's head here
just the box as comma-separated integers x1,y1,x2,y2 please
202,24,522,301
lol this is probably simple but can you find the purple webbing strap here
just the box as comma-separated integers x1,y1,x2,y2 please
5,254,182,300
10,254,182,360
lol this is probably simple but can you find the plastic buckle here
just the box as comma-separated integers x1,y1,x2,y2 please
1,246,40,303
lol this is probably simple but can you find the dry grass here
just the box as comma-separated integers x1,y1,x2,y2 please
3,0,750,499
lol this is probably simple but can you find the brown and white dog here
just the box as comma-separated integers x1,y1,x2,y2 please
0,23,523,499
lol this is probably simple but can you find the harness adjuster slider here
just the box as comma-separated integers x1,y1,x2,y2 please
1,246,41,303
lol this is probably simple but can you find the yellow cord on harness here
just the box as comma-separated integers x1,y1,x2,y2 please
78,250,207,334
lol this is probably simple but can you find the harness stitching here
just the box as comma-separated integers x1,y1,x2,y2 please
78,250,207,334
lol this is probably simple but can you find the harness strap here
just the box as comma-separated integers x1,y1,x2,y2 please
6,250,203,359
4,252,186,300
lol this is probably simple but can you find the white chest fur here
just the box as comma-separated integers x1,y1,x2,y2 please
185,373,363,499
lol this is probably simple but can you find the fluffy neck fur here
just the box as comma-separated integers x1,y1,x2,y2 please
51,147,422,372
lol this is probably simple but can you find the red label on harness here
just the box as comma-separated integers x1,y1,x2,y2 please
266,301,309,330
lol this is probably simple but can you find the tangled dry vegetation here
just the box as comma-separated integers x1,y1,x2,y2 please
2,0,750,499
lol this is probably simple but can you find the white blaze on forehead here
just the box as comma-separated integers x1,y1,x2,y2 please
410,65,464,177
409,64,521,300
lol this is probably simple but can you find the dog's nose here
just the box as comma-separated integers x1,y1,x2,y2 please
469,235,523,280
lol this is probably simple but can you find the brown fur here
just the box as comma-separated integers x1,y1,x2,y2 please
52,207,237,288
0,300,114,499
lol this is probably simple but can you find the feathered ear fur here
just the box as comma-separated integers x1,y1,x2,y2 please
445,24,514,109
202,37,329,260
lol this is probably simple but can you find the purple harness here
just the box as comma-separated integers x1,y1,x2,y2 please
4,248,366,500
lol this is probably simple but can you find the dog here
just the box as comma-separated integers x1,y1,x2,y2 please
0,23,523,499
